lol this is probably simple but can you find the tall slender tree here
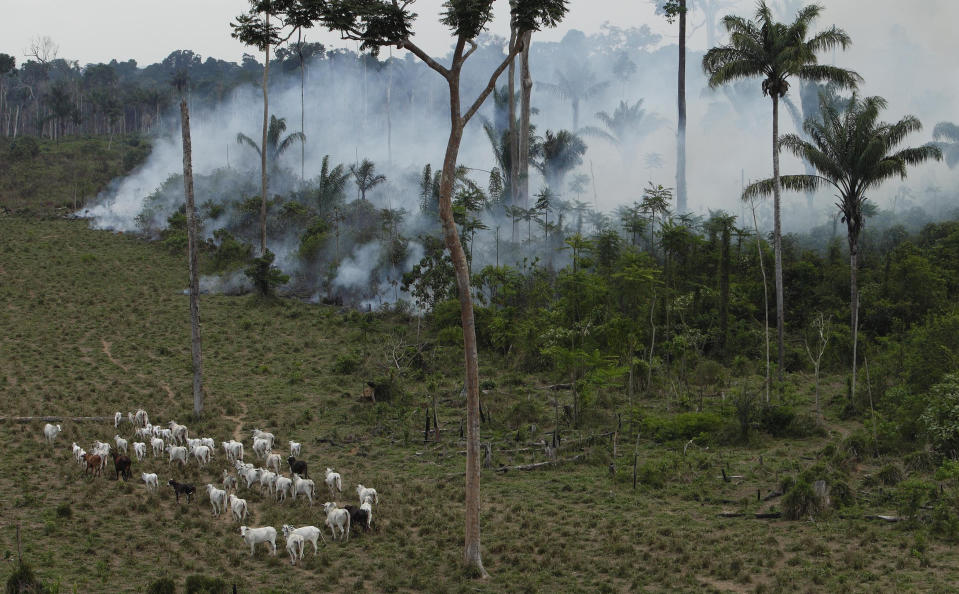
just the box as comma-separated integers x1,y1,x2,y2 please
235,0,570,576
232,5,277,256
703,1,860,388
652,1,689,212
350,158,386,202
175,74,203,418
744,94,941,402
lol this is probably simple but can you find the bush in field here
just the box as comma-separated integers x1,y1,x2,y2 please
642,412,724,442
245,249,289,296
8,137,40,161
185,574,229,594
331,353,360,375
147,577,176,594
5,562,48,593
782,478,825,520
920,374,959,455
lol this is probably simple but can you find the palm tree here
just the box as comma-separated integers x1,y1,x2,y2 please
744,93,941,401
702,1,860,388
313,155,350,215
586,99,663,165
236,113,305,256
932,122,959,169
538,63,609,131
236,114,306,172
349,158,386,202
537,130,587,191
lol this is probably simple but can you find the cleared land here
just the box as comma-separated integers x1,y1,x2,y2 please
0,217,956,593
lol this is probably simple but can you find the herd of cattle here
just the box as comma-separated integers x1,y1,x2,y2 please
42,409,380,565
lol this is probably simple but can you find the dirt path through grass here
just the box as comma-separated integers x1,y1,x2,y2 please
159,380,175,404
224,401,248,443
101,339,128,372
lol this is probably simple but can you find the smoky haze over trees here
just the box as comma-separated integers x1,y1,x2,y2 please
1,4,951,316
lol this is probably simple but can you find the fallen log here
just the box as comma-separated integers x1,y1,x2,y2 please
866,514,901,522
718,512,782,519
495,454,583,472
762,490,784,501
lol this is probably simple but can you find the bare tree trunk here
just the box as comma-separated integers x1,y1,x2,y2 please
260,11,271,256
676,0,688,213
750,200,771,403
518,31,533,212
771,94,785,391
180,99,203,418
647,292,657,392
298,27,306,181
386,48,393,166
850,246,858,404
508,27,519,231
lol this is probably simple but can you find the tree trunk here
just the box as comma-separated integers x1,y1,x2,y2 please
439,63,487,580
750,200,771,403
508,27,520,233
771,94,785,390
719,223,730,354
180,99,203,418
518,31,533,211
260,11,271,256
298,28,306,181
850,244,858,404
386,49,393,166
676,0,688,213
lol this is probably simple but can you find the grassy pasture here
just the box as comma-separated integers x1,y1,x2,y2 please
1,216,957,593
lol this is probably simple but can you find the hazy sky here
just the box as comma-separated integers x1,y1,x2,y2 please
2,0,664,66
3,1,957,77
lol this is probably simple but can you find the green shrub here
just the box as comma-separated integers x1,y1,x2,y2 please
244,249,289,296
9,137,40,161
920,374,959,455
55,502,71,518
210,229,252,272
507,398,543,427
830,481,856,509
185,574,228,593
147,577,177,594
877,464,903,487
331,354,360,375
437,326,462,346
6,563,47,594
930,494,959,540
758,405,795,436
896,479,935,520
782,478,825,520
643,412,724,442
371,374,402,403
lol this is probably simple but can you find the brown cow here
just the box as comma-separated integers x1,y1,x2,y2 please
83,454,102,477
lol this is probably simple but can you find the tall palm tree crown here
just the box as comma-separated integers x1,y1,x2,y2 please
585,99,663,165
701,0,860,387
703,2,860,100
350,158,386,202
236,114,305,166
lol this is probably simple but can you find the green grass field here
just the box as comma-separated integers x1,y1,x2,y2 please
1,216,957,593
